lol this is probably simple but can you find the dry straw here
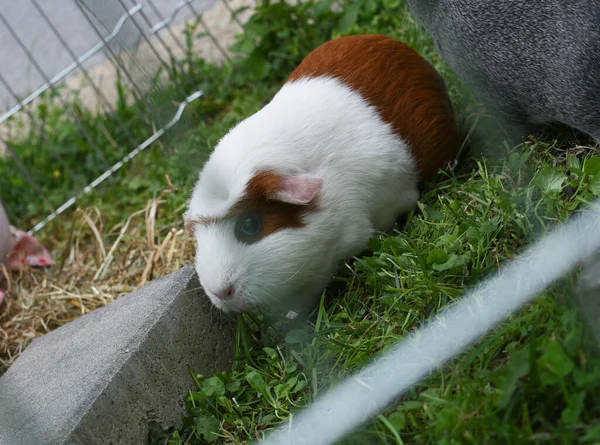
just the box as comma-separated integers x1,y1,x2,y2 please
0,182,194,374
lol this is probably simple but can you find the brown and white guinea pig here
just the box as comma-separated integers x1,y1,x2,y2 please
185,34,460,313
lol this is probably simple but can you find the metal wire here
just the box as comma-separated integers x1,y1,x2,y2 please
30,0,152,158
140,0,202,91
185,1,232,60
115,0,190,99
0,133,45,197
0,71,81,184
28,90,204,234
74,0,173,133
0,3,143,127
0,3,113,170
219,0,245,29
147,0,232,62
150,0,195,35
74,0,154,109
0,0,242,234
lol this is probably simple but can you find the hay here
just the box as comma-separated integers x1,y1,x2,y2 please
0,185,195,374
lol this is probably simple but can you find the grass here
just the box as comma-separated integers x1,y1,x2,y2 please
1,0,600,443
166,138,600,445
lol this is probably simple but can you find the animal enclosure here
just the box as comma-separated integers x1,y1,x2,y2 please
0,0,253,233
1,1,600,443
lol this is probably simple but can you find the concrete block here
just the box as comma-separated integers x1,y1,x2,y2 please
0,265,237,445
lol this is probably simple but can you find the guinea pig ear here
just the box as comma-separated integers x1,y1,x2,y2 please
270,174,323,205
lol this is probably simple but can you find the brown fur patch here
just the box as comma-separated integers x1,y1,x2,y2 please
287,34,461,182
184,216,217,234
229,170,316,239
246,170,284,200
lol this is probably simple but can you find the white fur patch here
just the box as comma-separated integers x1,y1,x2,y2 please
187,76,419,312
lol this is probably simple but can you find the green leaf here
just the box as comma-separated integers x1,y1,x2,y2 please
127,176,152,191
426,249,449,265
263,347,278,361
225,379,241,393
261,414,277,423
194,415,220,443
286,375,298,389
168,430,182,445
314,0,335,15
338,2,361,32
465,226,480,241
532,167,566,194
432,253,469,271
417,202,443,220
397,400,423,411
497,347,530,409
583,156,600,176
540,341,574,378
285,329,311,344
436,406,461,431
236,38,256,54
202,376,226,397
364,0,378,15
573,367,600,389
292,379,308,394
244,21,271,40
561,392,586,425
590,174,600,196
381,236,410,252
246,370,269,395
507,150,531,172
245,52,271,79
567,154,582,173
367,236,383,252
479,217,501,235
274,383,288,399
582,426,600,442
420,388,449,406
387,412,406,430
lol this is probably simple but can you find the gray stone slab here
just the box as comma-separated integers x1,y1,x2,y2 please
0,265,237,445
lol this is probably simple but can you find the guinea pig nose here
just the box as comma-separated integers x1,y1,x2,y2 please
214,285,235,301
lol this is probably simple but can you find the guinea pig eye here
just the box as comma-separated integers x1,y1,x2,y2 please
234,212,263,244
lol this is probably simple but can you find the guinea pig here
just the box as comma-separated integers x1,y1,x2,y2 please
185,34,460,313
406,0,600,145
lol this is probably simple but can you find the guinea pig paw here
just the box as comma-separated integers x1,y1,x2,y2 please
285,310,299,320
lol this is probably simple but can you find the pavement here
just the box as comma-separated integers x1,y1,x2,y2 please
0,0,218,113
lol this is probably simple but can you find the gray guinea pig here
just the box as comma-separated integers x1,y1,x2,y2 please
406,0,600,145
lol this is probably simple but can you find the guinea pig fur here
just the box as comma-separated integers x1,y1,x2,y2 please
406,0,600,145
185,34,460,313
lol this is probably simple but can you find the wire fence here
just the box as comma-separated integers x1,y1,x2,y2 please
0,0,254,233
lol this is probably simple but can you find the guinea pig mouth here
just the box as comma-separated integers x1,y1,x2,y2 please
219,301,251,313
208,295,251,313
